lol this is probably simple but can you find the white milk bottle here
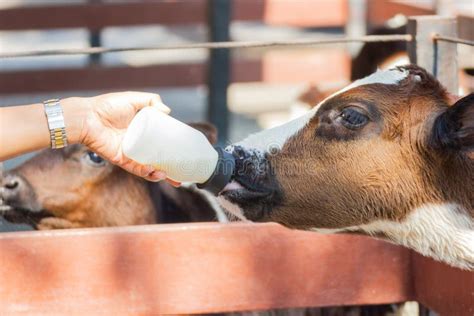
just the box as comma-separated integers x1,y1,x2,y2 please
122,106,235,194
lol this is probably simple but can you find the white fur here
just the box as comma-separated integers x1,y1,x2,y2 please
181,183,229,223
338,66,409,94
235,109,316,153
197,188,229,223
381,55,410,71
217,196,249,222
311,203,474,270
235,68,409,154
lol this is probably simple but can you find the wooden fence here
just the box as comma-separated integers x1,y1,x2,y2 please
1,0,470,96
0,223,472,315
0,0,349,95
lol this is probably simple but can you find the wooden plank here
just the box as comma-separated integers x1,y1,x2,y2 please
412,254,474,316
0,63,206,94
0,2,207,31
458,15,474,41
0,0,347,31
367,0,434,27
0,51,350,94
262,0,347,27
259,50,350,84
0,223,413,315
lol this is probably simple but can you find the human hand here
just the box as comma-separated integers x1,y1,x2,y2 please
63,91,173,182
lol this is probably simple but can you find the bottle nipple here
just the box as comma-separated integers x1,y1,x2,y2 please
197,147,235,194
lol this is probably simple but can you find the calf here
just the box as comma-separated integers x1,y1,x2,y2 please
0,124,222,230
219,65,474,270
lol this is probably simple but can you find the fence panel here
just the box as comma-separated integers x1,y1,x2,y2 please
407,16,458,94
412,254,474,316
0,223,413,315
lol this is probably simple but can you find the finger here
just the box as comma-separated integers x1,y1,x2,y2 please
124,161,155,178
150,100,171,114
144,170,167,182
165,178,182,187
114,153,157,178
122,91,170,114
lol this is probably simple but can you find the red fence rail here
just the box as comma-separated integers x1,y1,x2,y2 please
0,0,347,31
0,52,350,94
0,223,472,315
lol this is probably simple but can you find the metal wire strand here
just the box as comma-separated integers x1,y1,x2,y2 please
433,35,474,47
0,34,412,59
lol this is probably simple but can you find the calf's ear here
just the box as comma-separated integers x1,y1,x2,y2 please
431,93,473,152
188,122,218,145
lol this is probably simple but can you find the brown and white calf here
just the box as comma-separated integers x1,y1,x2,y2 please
0,124,223,230
219,65,474,270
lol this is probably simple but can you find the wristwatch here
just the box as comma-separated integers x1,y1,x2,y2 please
43,99,68,149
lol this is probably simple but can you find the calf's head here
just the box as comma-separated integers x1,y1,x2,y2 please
219,65,474,270
0,145,156,228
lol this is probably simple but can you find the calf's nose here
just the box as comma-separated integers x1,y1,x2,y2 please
0,174,22,200
0,173,41,213
228,145,270,182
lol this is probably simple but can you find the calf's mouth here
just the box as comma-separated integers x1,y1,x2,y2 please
0,173,49,225
218,146,282,221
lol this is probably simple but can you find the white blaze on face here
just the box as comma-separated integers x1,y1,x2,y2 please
235,67,410,154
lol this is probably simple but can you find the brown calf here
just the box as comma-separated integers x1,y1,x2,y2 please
219,65,474,270
0,124,221,230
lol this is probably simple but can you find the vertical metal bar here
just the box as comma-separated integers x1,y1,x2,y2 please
89,0,102,65
407,16,458,94
207,0,231,144
89,31,102,65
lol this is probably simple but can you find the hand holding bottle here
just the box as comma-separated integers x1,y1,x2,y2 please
73,92,172,182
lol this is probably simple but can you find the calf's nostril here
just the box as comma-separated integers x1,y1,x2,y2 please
5,179,19,190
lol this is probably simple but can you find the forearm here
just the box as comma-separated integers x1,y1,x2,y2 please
0,98,87,161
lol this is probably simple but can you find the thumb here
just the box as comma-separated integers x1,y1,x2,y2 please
150,98,171,114
122,91,171,114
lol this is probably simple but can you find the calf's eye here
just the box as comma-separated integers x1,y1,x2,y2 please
84,151,106,166
339,107,369,129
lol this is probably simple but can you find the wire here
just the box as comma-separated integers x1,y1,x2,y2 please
0,34,412,59
433,35,474,47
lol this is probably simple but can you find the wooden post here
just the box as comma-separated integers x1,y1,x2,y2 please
345,0,367,55
407,16,458,94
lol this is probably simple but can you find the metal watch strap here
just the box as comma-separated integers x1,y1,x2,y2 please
43,99,68,149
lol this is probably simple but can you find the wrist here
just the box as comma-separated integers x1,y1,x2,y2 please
61,97,91,145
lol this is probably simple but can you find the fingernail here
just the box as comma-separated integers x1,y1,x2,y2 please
151,100,171,114
144,165,155,175
148,170,167,182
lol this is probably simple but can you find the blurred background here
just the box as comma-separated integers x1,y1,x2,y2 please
0,0,473,168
